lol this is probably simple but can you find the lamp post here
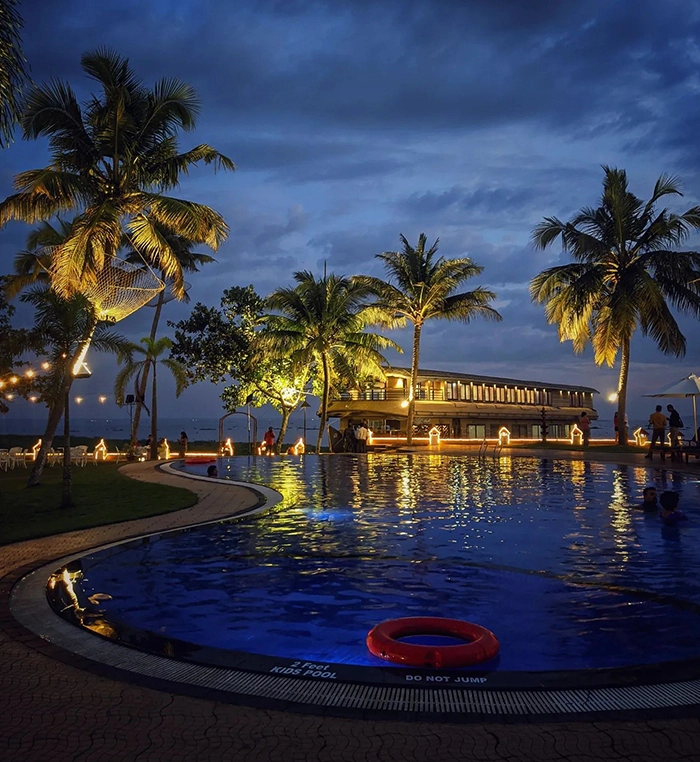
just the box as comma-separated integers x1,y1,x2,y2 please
301,399,311,448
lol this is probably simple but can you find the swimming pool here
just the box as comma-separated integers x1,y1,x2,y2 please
48,454,700,687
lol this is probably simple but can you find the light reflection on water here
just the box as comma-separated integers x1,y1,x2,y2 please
77,454,700,671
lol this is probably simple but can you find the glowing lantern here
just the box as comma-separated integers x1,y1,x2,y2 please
498,426,511,445
222,438,234,456
633,427,648,447
428,426,441,446
94,439,108,461
570,424,583,446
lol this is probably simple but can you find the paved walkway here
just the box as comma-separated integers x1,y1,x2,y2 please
1,458,699,761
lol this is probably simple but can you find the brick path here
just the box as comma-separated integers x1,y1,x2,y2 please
1,460,699,761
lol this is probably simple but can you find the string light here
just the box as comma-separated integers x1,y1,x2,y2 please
99,395,107,404
75,396,83,404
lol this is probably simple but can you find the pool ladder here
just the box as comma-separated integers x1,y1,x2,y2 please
478,438,503,459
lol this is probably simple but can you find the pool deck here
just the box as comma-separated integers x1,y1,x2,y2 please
2,454,700,761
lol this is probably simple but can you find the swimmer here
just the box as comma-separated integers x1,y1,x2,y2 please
638,486,659,511
659,491,687,525
207,465,218,478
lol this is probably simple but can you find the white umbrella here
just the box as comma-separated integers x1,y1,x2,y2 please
643,373,700,441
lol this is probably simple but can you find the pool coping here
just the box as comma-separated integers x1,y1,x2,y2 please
6,454,700,722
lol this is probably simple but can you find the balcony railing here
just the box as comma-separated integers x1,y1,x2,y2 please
336,389,447,402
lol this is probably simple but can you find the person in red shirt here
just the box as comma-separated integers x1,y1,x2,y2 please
578,411,591,446
263,427,275,454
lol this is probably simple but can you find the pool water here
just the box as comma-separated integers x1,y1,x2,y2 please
66,455,700,673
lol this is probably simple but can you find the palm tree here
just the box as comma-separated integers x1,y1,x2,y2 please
0,47,233,297
265,271,401,452
530,166,700,445
355,234,502,444
0,0,29,148
115,337,187,460
20,286,131,492
124,232,214,445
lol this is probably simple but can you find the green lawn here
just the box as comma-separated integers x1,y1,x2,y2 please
0,462,198,545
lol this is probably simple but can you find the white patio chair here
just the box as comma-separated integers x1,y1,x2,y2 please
0,450,9,471
70,445,88,467
47,448,62,466
8,447,27,468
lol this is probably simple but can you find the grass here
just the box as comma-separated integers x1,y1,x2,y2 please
0,462,198,545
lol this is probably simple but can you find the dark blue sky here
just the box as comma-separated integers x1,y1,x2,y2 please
2,0,700,431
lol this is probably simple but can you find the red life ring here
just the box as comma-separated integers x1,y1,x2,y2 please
366,616,499,668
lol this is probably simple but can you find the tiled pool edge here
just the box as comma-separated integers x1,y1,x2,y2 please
5,462,700,721
9,553,700,721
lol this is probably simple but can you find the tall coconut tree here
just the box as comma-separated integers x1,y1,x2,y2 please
530,166,700,445
0,0,29,148
355,234,501,444
265,271,401,452
115,337,187,461
124,231,214,446
0,47,234,298
20,286,131,491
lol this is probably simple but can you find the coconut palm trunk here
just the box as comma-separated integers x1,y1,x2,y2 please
27,328,91,487
131,293,163,445
317,354,332,452
60,390,74,508
407,323,422,445
150,360,158,460
616,337,632,446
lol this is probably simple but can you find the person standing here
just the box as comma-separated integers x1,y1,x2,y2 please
578,411,591,446
263,427,276,454
667,404,683,457
613,411,628,443
177,431,189,458
645,405,667,458
355,421,369,453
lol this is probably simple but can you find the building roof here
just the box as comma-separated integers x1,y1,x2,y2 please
385,366,599,394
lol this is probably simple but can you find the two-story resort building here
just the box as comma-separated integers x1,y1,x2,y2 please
326,366,599,440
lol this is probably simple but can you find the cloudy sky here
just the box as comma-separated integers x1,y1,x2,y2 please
2,0,700,433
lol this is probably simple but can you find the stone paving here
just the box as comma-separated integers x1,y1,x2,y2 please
1,457,700,762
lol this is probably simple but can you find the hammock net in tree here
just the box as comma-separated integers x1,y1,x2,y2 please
82,258,165,323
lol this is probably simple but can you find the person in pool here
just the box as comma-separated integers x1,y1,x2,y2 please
659,491,687,525
638,486,659,511
206,464,218,478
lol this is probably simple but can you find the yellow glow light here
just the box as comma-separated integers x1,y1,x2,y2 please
6,393,14,400
607,392,618,402
31,439,42,460
98,395,107,404
10,375,18,384
222,437,234,456
633,427,648,447
94,439,108,461
498,426,511,445
41,361,50,370
25,369,35,378
29,395,38,403
570,424,583,445
428,426,441,445
75,396,83,404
